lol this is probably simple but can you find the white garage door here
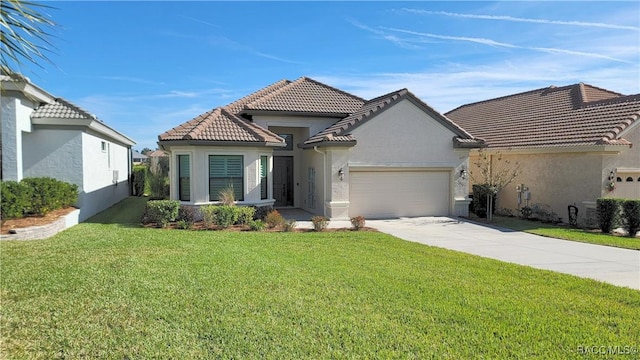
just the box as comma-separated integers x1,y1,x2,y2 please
349,170,450,218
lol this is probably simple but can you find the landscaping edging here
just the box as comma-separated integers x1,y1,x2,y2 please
0,209,80,241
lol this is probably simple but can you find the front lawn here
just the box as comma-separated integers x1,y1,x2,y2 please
1,200,639,358
484,216,640,250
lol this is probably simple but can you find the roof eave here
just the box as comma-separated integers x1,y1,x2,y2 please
298,140,357,149
158,139,286,148
242,109,349,118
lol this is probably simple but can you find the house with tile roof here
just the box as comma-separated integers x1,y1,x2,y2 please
1,73,136,221
159,77,484,219
446,83,640,226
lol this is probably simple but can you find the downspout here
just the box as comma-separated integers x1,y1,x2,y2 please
313,146,327,217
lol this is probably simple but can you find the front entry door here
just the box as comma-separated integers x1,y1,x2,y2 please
273,156,294,207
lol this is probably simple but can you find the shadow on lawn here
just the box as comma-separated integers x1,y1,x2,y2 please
85,196,148,227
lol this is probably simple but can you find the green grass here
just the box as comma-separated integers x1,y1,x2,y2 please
1,200,639,359
484,216,640,251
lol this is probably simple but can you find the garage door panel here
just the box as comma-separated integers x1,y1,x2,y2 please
349,171,449,218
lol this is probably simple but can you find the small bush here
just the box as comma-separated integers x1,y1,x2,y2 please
472,184,496,218
177,205,197,228
265,210,286,229
253,205,273,221
311,215,329,232
1,181,33,219
236,206,256,225
200,205,217,229
621,200,640,237
21,177,78,216
519,206,533,220
146,200,179,228
531,203,559,223
248,219,266,231
176,220,192,230
350,216,366,231
131,166,147,196
597,198,622,234
283,220,297,232
214,205,239,228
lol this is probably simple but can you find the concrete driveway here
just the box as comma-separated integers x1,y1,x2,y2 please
365,217,640,290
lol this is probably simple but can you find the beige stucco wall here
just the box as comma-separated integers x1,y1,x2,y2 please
333,99,471,218
469,123,638,226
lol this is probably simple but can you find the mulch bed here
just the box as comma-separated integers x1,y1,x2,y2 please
1,207,77,235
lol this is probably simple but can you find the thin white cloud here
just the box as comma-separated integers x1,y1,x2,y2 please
400,9,640,32
97,76,165,86
383,27,518,48
383,27,630,63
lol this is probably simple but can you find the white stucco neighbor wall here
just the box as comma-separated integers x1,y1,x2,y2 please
23,129,84,185
167,145,275,207
79,132,131,221
1,95,35,180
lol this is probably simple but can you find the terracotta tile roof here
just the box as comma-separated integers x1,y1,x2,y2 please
244,77,366,115
32,98,97,120
159,77,482,148
303,88,482,147
445,83,640,149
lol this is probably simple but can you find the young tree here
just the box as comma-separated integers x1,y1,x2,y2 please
1,0,58,74
471,149,521,222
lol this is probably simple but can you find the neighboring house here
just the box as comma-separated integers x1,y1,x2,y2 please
158,77,483,219
132,150,149,165
1,74,136,221
446,83,640,226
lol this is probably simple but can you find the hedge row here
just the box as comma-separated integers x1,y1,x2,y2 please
597,198,640,237
131,165,147,196
1,177,78,219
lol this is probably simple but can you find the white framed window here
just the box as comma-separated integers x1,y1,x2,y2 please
209,155,244,201
260,155,268,200
177,154,191,201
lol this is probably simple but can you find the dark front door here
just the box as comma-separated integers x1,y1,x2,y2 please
273,156,293,207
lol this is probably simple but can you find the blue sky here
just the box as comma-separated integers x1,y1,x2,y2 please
15,1,640,151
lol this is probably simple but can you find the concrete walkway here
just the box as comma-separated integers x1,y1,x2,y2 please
367,217,640,291
279,210,639,290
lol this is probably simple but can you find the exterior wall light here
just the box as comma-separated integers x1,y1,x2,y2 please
338,168,344,181
459,168,468,179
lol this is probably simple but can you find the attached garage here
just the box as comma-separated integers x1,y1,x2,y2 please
349,169,450,218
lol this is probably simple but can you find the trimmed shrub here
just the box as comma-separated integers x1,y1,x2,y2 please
350,216,366,231
519,206,533,220
265,210,286,229
472,184,496,218
253,205,273,221
0,181,33,219
146,200,179,228
596,198,621,234
283,220,297,232
236,206,256,225
621,200,640,237
200,205,217,229
131,166,147,196
311,216,329,232
248,219,266,231
21,177,78,216
177,205,197,228
214,205,239,228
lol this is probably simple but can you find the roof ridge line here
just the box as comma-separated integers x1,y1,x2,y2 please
185,108,222,140
220,108,280,143
51,97,97,120
224,79,292,114
299,76,368,103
